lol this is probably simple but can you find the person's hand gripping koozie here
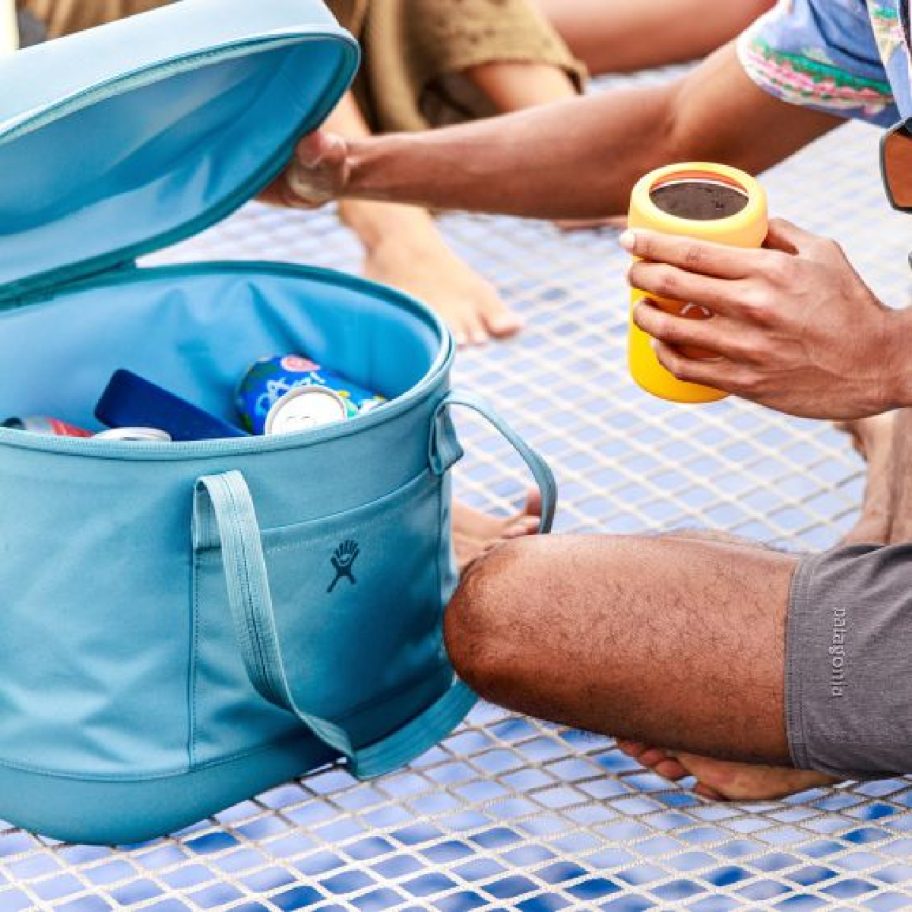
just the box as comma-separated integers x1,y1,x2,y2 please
627,163,768,403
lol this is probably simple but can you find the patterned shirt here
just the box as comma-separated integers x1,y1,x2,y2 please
737,0,912,126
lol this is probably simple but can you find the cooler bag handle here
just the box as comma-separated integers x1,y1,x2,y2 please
193,470,476,780
429,389,558,534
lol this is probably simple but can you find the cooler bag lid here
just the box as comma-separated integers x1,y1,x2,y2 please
0,0,359,304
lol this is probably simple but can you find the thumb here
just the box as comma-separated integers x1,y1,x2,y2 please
283,131,351,208
294,130,347,170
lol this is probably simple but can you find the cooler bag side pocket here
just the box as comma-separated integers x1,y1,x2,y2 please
192,467,475,778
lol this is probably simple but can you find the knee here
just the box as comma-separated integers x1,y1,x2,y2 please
443,539,533,695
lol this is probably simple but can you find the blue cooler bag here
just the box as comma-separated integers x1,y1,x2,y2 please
0,0,556,845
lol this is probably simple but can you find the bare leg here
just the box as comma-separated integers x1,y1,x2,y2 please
447,534,797,762
323,93,523,346
884,409,912,542
837,413,895,545
535,0,775,75
446,533,844,800
609,533,837,800
464,61,577,112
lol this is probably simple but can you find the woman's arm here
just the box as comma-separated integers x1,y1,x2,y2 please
536,0,776,75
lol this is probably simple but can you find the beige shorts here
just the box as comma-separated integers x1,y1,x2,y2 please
17,0,168,39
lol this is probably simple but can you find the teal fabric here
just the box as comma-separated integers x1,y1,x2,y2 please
0,0,558,845
0,734,337,847
0,0,359,302
194,469,477,779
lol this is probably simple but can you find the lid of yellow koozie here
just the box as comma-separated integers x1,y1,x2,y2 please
0,0,359,304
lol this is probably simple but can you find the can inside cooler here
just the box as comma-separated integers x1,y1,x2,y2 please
0,269,446,440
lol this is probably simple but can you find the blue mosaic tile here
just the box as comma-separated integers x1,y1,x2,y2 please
432,890,489,912
516,894,571,912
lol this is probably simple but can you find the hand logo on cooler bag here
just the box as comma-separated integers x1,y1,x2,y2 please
328,540,360,592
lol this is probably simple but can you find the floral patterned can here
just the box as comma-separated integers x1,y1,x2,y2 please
236,354,387,434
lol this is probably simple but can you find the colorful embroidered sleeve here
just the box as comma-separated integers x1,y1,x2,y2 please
737,0,901,127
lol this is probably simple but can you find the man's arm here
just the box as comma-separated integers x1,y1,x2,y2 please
276,42,840,219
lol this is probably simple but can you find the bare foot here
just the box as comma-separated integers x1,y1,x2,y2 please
363,233,523,347
616,740,838,801
836,413,895,462
836,413,895,545
453,491,543,573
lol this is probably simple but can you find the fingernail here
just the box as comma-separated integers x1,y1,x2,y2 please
619,230,636,252
491,314,523,333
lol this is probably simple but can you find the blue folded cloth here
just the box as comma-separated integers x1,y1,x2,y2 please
96,369,248,441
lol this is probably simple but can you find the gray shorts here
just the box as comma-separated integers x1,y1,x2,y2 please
788,543,912,779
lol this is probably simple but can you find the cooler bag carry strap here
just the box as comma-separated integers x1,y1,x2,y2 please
193,470,476,780
429,389,558,534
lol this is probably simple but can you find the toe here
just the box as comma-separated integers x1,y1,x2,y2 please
673,752,840,802
447,310,477,348
654,758,689,781
694,782,727,801
616,742,690,783
503,516,541,539
486,310,523,338
638,747,672,768
615,740,645,758
461,314,489,347
479,289,523,339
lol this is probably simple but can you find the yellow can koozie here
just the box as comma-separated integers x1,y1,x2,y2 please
627,163,768,404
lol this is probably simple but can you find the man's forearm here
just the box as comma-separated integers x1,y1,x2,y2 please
347,91,667,219
342,45,839,220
